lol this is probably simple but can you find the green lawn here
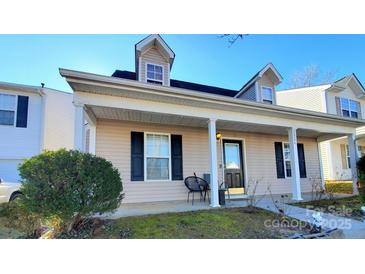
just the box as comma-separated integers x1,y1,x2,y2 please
293,196,364,221
1,204,310,239
93,207,308,239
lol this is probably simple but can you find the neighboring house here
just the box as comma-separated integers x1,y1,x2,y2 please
277,75,365,181
60,34,364,205
0,82,74,182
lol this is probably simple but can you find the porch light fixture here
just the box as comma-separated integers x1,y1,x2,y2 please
216,132,222,140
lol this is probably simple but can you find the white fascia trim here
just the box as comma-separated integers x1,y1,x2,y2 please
59,68,365,127
278,84,331,93
0,81,44,96
259,63,283,83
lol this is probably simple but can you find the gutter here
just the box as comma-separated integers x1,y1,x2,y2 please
59,68,365,127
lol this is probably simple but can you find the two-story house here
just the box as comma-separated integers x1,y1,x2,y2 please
60,34,363,206
277,74,365,182
0,81,74,182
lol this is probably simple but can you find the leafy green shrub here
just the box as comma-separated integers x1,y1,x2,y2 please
357,156,365,203
0,201,41,237
357,155,365,175
19,149,123,233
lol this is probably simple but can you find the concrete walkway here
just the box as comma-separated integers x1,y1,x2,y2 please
255,197,365,239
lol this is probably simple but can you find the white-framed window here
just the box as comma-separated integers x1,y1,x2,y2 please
0,93,17,126
340,98,359,118
144,133,171,181
283,142,292,178
261,86,273,104
345,144,351,169
146,63,163,85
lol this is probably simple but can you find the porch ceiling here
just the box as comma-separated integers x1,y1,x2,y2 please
88,105,347,140
90,105,208,128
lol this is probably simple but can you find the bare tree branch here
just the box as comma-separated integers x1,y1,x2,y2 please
218,34,248,46
288,64,338,88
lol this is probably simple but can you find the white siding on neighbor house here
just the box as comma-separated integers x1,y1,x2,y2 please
276,85,329,113
42,89,74,150
0,89,42,160
0,89,42,182
0,87,74,182
0,159,23,182
139,47,170,86
237,83,256,101
96,119,321,203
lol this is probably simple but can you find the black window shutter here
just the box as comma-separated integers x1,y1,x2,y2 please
297,143,307,178
171,134,183,180
274,142,285,179
131,132,144,181
16,96,29,128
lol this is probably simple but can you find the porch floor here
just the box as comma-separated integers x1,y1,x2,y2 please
103,193,349,219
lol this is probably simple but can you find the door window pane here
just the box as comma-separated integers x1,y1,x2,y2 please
224,143,241,169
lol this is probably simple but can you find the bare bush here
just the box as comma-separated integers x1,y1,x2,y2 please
246,178,266,211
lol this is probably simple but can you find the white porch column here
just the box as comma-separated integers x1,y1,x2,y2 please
74,103,85,151
288,127,302,201
348,133,359,195
208,118,220,207
317,140,325,190
84,109,97,154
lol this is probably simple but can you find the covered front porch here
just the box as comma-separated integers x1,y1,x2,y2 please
74,103,359,206
62,68,364,206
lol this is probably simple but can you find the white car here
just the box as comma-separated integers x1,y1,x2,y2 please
0,178,22,203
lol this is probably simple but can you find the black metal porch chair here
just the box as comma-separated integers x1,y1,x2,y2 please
184,176,210,205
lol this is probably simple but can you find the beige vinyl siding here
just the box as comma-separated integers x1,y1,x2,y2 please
237,83,256,101
356,126,365,136
276,85,329,113
96,119,321,203
139,47,170,86
319,141,331,180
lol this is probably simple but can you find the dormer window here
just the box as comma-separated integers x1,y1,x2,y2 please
146,63,163,85
261,86,273,104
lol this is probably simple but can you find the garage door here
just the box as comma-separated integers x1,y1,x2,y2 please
0,159,23,182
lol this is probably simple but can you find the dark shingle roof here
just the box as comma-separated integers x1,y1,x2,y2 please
111,70,238,97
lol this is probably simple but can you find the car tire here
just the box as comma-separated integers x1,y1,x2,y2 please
9,192,22,202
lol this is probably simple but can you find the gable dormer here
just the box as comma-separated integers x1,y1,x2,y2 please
235,63,283,104
325,74,365,118
135,34,175,86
